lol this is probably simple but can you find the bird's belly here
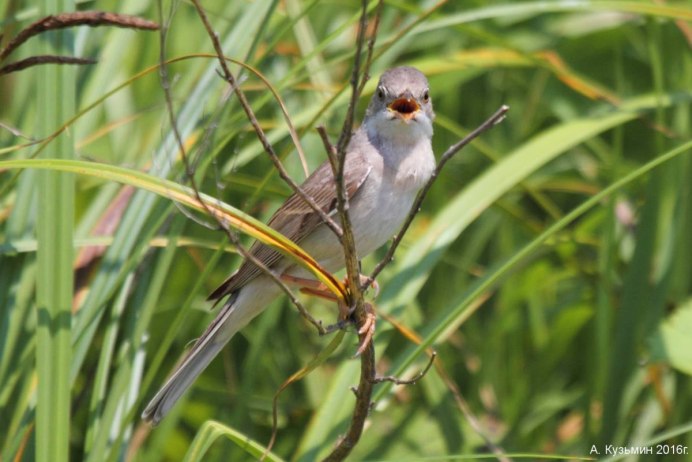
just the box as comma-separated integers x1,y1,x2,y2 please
294,180,417,274
288,136,434,277
350,185,415,257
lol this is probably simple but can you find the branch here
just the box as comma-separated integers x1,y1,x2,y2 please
189,0,344,241
0,55,96,75
328,0,375,323
323,336,376,461
317,0,382,305
324,104,509,462
159,3,326,335
321,2,385,461
0,11,158,63
435,361,512,462
362,104,510,291
316,125,339,177
382,311,511,462
371,351,436,384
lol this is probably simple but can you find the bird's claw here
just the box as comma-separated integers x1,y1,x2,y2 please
280,272,377,353
358,274,380,298
355,303,376,356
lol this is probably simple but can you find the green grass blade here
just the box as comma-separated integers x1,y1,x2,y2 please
34,1,75,460
376,139,692,402
379,93,684,315
183,420,285,462
0,158,342,295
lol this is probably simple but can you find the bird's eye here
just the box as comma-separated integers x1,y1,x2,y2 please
423,90,430,102
377,88,385,99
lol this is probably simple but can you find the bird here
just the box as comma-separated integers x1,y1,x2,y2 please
142,66,436,425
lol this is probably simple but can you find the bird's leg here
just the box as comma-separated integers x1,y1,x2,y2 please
355,302,376,356
280,272,378,337
280,273,379,301
280,274,351,321
361,275,380,298
280,273,376,353
280,274,338,300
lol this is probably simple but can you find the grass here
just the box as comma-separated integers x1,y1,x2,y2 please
1,0,691,460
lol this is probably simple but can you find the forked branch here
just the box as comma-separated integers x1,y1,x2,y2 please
362,104,510,291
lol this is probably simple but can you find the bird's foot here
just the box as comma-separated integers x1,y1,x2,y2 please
280,273,379,299
280,273,377,352
280,274,338,300
355,302,376,356
358,274,380,298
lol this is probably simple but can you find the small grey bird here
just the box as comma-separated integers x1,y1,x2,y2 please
142,66,436,425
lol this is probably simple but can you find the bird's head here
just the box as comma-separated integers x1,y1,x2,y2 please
365,66,434,142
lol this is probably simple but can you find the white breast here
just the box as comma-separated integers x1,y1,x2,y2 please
349,143,433,257
298,131,435,273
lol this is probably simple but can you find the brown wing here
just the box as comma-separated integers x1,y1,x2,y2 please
207,150,372,302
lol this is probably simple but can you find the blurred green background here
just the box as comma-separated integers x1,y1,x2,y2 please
1,0,691,461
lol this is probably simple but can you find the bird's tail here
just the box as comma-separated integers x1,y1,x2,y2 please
141,293,240,426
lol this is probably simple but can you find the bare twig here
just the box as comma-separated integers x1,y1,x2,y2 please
328,0,371,322
213,65,311,178
362,104,510,291
435,361,512,462
335,1,370,157
323,335,376,462
371,351,436,384
322,317,352,334
189,0,344,241
324,103,509,462
159,2,326,335
0,121,33,139
355,0,384,96
0,11,158,62
0,55,96,75
322,2,384,461
316,125,339,176
380,306,510,461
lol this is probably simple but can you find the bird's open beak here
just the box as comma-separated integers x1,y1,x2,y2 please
388,97,420,121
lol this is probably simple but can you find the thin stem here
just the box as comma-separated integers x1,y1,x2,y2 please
189,0,343,241
0,11,158,62
322,337,376,462
362,104,510,291
161,1,327,335
0,55,96,75
316,125,339,176
321,1,383,460
330,0,370,313
371,351,436,384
